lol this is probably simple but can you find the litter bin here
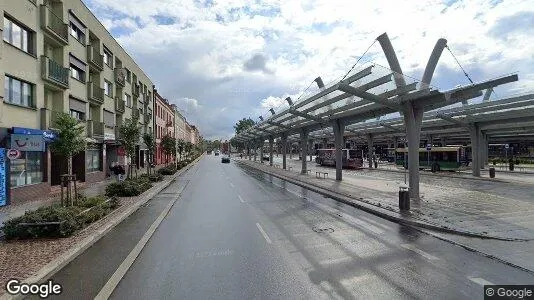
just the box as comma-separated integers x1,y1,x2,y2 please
489,167,495,178
399,184,410,211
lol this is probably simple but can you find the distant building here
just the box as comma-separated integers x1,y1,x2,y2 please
153,89,174,165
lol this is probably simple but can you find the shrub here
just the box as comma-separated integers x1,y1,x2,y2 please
105,178,153,197
158,165,177,175
140,173,164,182
3,206,82,239
78,195,107,208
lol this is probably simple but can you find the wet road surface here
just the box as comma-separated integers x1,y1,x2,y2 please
44,155,534,299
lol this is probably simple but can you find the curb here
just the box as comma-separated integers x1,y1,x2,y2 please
236,160,530,242
0,156,202,300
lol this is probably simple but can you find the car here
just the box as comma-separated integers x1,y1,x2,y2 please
221,156,230,163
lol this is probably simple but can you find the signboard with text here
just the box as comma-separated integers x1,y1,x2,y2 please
0,148,7,207
11,134,45,152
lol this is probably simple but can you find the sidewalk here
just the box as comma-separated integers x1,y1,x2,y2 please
238,159,534,241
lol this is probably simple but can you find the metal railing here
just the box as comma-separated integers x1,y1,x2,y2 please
87,120,104,137
88,82,104,104
40,5,68,43
87,45,104,70
115,68,126,87
115,97,125,113
132,83,140,97
41,56,69,88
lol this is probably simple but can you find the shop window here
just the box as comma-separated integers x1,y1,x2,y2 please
86,148,101,172
10,152,43,188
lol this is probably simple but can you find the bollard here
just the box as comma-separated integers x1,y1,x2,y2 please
374,161,378,169
399,185,410,211
489,167,495,178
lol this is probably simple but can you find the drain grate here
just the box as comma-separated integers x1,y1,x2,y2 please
312,226,334,234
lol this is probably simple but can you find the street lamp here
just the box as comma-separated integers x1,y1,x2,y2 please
285,97,293,106
259,116,264,121
269,108,275,115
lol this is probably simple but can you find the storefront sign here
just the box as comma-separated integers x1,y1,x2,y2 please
7,149,21,160
12,127,56,141
11,134,45,152
0,148,7,207
104,133,115,141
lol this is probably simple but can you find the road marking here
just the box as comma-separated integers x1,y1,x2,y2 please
95,187,185,300
229,182,235,188
400,243,439,261
319,256,352,265
468,277,495,286
256,222,272,244
238,195,246,203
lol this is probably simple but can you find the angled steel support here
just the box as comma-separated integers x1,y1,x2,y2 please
436,114,467,127
379,122,403,132
338,83,400,110
266,120,291,130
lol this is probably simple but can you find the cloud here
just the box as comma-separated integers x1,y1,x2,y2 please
82,0,534,140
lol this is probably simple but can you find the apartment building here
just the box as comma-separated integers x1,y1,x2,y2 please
0,0,153,205
173,105,186,142
153,88,174,165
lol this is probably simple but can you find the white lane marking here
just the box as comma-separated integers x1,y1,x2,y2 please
468,277,495,286
256,222,272,244
400,243,439,261
238,195,246,203
319,256,352,265
229,182,235,188
95,187,184,300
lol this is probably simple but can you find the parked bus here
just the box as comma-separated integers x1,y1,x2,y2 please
315,149,364,169
395,146,469,172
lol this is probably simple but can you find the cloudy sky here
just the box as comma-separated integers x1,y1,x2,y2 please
83,0,534,140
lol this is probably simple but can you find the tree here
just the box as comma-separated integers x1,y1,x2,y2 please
161,134,177,166
185,142,193,160
119,118,141,179
49,113,86,205
234,117,255,135
143,132,156,175
177,139,185,161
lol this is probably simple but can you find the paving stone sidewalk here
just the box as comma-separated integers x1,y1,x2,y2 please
239,159,534,241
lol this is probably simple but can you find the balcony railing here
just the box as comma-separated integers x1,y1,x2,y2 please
41,56,69,89
87,82,104,105
132,83,140,97
87,45,104,71
40,5,68,45
87,120,104,138
115,97,125,114
115,68,126,87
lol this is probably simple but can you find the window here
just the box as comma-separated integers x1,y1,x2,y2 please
10,152,43,188
4,75,34,107
126,69,131,83
103,46,113,68
70,64,85,81
86,148,101,172
70,109,85,121
103,110,115,128
3,16,34,55
69,22,85,44
104,80,113,97
124,93,131,107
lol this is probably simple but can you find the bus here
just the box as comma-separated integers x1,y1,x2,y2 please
395,146,469,172
315,149,364,169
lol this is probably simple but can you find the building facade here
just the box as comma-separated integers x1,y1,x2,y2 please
0,0,153,205
153,89,174,165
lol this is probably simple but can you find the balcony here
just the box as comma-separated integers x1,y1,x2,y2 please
87,45,104,72
40,5,68,46
87,82,104,105
115,97,125,114
132,83,140,97
115,68,126,87
132,108,140,120
87,120,104,138
40,109,85,131
41,56,69,90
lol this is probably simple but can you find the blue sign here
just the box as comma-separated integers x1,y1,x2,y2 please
0,148,6,207
12,127,56,141
11,134,46,152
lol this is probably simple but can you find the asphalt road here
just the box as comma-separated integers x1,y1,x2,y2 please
43,155,534,299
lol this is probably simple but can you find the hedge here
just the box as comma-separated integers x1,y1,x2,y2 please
158,165,177,175
2,196,120,240
140,173,164,182
105,177,153,197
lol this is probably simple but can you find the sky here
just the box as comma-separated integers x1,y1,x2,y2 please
82,0,534,140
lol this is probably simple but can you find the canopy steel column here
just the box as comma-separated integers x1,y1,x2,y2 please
308,140,313,161
469,123,481,177
483,133,489,167
281,134,288,170
300,129,309,174
333,119,345,180
393,136,399,151
378,32,447,200
269,136,274,166
259,140,264,164
254,144,257,161
290,142,293,159
367,134,374,169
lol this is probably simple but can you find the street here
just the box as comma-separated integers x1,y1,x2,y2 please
44,155,534,299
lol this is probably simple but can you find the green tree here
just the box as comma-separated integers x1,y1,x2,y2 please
161,134,177,166
177,139,185,161
119,118,141,179
234,117,255,135
143,132,156,175
185,142,193,160
49,113,86,205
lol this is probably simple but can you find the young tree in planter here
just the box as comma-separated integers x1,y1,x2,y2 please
143,132,156,175
185,142,193,160
161,134,177,166
49,112,86,206
119,118,141,179
177,139,185,162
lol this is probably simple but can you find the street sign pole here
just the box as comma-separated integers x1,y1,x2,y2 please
426,143,432,170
